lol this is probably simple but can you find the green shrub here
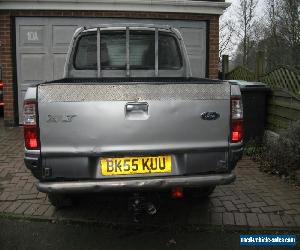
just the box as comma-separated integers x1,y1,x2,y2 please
245,121,300,185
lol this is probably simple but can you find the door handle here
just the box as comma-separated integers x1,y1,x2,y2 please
126,102,148,112
125,102,149,120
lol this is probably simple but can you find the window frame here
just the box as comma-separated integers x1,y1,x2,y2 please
72,30,183,71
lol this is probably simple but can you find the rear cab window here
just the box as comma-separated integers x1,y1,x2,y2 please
74,30,183,70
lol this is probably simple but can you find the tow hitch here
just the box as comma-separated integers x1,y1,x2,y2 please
128,193,158,223
128,189,184,223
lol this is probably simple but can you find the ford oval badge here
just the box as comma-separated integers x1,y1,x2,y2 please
201,112,220,120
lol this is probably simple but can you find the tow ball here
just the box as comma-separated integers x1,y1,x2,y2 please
128,193,157,223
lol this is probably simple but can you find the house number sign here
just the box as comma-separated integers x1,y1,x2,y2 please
27,31,39,41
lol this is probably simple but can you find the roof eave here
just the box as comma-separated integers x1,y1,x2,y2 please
0,1,231,15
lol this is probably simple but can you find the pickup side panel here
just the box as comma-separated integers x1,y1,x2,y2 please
37,82,231,180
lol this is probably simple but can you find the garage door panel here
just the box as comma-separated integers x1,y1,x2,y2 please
190,57,204,76
52,25,78,50
19,25,46,48
53,54,67,80
180,28,205,47
186,48,204,55
16,17,207,122
20,54,47,82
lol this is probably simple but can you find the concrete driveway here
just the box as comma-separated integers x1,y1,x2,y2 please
0,119,299,230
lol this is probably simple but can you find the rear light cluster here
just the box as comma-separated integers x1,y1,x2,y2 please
0,81,4,107
230,96,243,143
23,100,40,149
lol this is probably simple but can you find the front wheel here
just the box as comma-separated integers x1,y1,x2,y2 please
47,193,73,209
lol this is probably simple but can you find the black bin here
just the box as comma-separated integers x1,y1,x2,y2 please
229,80,270,143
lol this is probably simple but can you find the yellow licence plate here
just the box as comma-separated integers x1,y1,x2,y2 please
100,155,172,176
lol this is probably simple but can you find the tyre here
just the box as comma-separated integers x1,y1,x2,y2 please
47,193,73,209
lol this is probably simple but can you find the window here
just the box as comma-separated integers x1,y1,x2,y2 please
74,31,182,70
74,34,97,70
158,33,182,69
130,31,155,69
101,31,126,68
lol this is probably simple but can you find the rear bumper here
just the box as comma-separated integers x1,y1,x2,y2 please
37,173,236,194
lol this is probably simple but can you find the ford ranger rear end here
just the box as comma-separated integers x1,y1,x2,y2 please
23,24,243,207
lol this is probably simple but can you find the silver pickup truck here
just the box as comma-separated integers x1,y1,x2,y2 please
23,24,243,207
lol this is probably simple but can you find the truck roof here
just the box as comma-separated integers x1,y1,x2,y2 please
74,23,180,39
83,23,173,31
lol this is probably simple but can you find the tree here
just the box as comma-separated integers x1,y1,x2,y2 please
236,0,258,66
219,4,237,60
224,0,300,70
260,0,300,69
219,19,236,59
277,0,300,67
262,0,282,69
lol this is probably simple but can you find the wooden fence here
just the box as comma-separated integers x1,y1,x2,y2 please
226,66,256,82
267,88,300,132
260,66,300,95
225,65,300,132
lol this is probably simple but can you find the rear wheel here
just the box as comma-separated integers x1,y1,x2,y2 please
47,193,73,209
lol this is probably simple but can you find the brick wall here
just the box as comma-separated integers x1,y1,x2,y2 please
0,12,14,126
0,10,219,126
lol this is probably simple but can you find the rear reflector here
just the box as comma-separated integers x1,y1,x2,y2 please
23,100,40,150
172,187,183,199
0,81,3,106
231,119,243,142
230,96,243,143
24,125,39,149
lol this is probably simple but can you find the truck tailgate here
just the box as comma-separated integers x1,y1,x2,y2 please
37,81,231,179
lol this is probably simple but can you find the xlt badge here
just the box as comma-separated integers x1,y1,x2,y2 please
47,114,76,123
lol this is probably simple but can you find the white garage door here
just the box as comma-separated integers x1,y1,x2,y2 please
15,17,207,121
